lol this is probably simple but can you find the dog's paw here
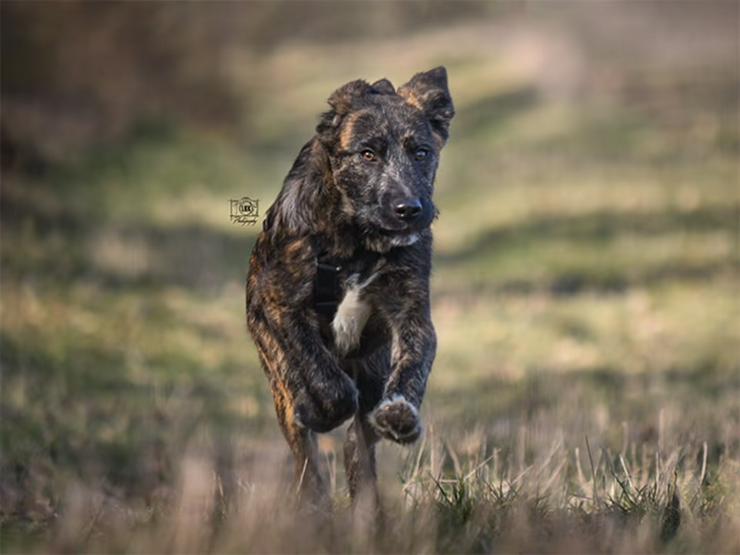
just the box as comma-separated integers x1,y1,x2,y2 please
295,376,358,433
369,396,421,444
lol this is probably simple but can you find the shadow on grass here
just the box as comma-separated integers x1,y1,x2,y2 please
431,359,739,441
439,205,735,265
2,120,259,292
90,223,257,291
435,203,736,294
455,86,540,139
0,330,271,503
1,189,256,293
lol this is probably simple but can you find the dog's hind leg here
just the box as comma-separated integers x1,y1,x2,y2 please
343,356,386,520
344,414,382,543
344,415,380,512
271,378,330,510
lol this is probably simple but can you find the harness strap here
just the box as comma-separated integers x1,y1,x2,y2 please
313,246,382,321
314,252,342,319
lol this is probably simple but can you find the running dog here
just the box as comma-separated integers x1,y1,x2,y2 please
246,67,454,508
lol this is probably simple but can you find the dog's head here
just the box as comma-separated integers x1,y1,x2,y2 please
316,67,454,245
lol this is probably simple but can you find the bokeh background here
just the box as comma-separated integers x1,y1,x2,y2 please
1,1,738,552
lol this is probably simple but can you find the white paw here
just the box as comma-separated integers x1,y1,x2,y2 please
369,395,422,444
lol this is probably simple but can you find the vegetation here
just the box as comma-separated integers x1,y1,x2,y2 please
1,3,738,553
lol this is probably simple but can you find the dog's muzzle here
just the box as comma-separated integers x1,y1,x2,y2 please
384,195,435,232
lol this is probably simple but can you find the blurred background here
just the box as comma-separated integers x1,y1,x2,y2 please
1,1,738,550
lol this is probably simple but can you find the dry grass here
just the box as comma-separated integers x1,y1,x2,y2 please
8,428,739,554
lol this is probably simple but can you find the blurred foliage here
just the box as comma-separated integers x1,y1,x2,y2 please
1,1,494,162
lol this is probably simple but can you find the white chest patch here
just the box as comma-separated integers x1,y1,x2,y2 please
332,273,376,356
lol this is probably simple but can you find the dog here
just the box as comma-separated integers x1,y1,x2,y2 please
246,67,454,510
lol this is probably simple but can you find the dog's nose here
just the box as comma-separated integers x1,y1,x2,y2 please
394,198,423,221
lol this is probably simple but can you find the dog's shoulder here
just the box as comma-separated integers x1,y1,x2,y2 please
262,139,329,241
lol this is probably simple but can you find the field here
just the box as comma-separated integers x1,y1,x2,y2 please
1,3,739,553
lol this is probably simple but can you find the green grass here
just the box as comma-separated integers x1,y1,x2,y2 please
2,11,739,554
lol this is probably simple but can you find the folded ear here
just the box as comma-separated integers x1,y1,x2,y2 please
370,78,396,95
398,66,455,142
327,79,372,115
317,79,372,146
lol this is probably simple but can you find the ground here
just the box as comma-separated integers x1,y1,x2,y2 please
1,6,738,553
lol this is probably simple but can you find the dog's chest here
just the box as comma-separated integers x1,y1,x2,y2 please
332,273,375,356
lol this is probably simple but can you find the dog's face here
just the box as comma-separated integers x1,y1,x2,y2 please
317,67,454,244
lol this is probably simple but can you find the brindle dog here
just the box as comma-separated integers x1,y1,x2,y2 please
246,67,454,509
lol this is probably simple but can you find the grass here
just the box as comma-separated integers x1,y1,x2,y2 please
3,429,736,553
1,6,739,553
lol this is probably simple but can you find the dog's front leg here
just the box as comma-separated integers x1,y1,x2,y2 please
258,306,360,433
250,305,359,507
370,303,437,444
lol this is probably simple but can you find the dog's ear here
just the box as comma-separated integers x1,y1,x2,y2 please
317,79,372,146
327,79,372,115
398,66,455,143
370,78,396,95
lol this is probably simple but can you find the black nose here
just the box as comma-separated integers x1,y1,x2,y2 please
394,198,423,221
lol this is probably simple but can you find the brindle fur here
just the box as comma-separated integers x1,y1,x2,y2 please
246,67,454,509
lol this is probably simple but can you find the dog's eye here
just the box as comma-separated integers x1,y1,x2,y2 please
414,148,430,161
361,149,377,162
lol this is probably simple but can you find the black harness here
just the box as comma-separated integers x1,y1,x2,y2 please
314,251,344,320
313,247,382,321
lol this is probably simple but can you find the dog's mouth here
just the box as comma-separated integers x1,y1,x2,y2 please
370,225,426,248
387,229,423,246
379,225,422,237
